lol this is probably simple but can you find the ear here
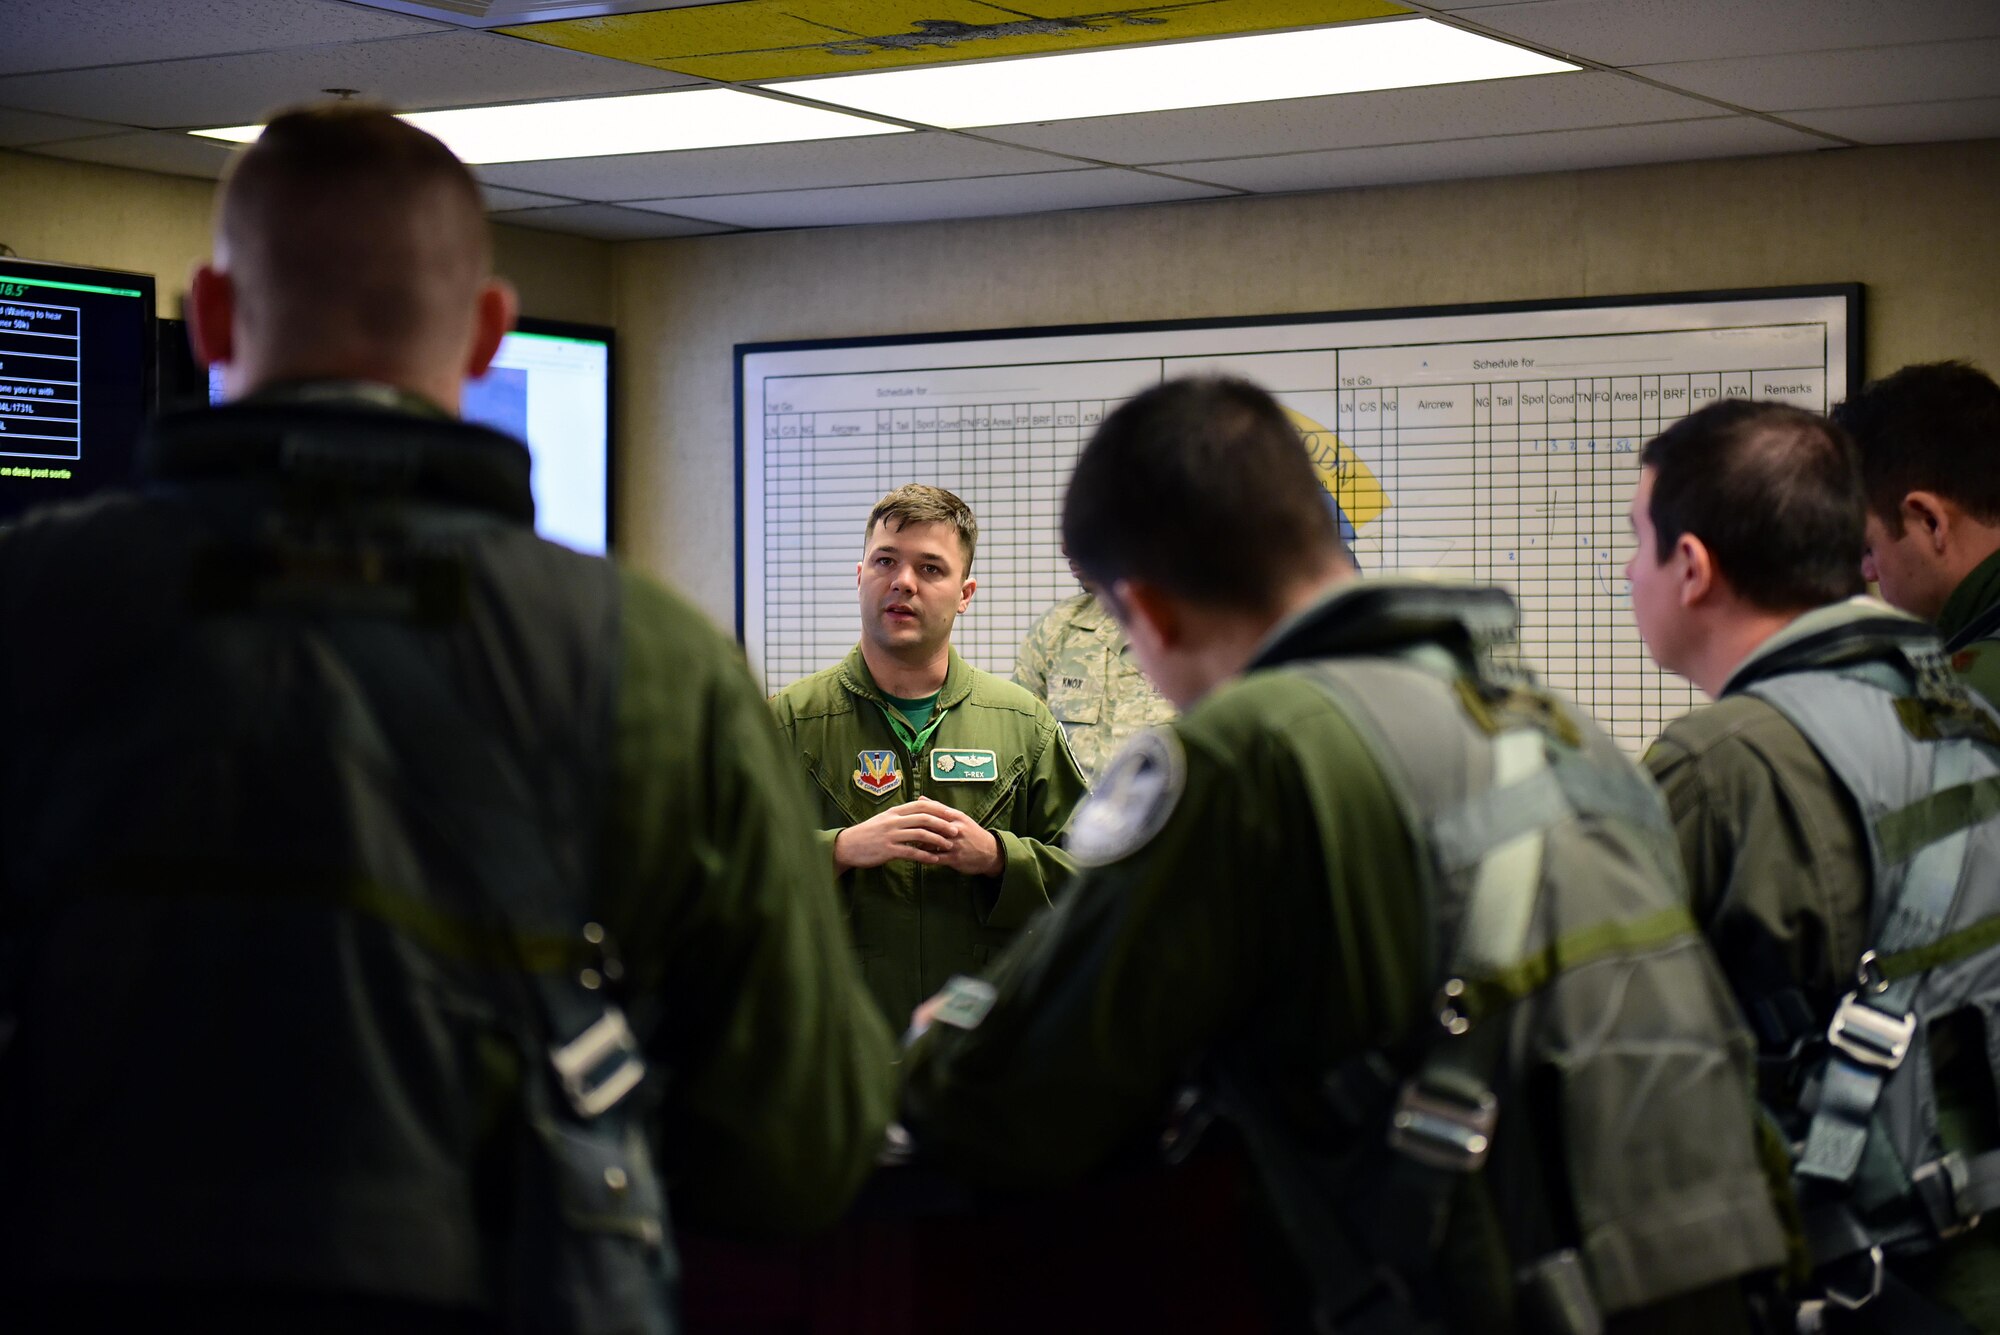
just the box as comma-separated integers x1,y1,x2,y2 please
187,263,234,369
1901,492,1952,553
1112,578,1179,655
464,277,518,382
1675,533,1718,609
957,576,977,615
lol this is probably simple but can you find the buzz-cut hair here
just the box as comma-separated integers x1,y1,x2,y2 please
1062,376,1340,613
1640,399,1865,613
865,484,978,574
1833,361,2000,533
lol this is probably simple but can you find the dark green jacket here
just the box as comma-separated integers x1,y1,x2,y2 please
769,645,1085,1027
1941,545,2000,707
904,584,1782,1329
0,392,894,1315
1646,600,2000,1327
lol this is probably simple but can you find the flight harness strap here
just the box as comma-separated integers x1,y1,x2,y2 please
1223,662,1612,1335
1795,738,1979,1190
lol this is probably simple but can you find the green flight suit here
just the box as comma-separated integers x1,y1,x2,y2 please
1646,600,2000,1329
904,584,1784,1329
1013,590,1176,786
1940,545,2000,707
0,388,896,1319
769,645,1086,1027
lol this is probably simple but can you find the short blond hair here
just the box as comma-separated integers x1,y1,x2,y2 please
865,484,978,574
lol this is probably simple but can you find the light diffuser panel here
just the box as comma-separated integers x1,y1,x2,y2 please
764,18,1576,128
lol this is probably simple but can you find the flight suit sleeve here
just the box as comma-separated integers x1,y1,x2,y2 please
1643,715,1869,1012
604,571,895,1235
903,727,1266,1188
984,713,1089,930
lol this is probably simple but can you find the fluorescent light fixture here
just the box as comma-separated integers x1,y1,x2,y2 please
192,87,907,164
765,18,1576,127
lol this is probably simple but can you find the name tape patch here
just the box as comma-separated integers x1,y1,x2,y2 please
930,748,998,782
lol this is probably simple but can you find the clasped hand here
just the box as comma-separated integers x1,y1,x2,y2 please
834,797,1003,877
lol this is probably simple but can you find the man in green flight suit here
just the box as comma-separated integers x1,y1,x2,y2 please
902,378,1788,1333
0,105,893,1330
1014,549,1176,786
769,484,1086,1028
1836,361,2000,705
1628,398,2000,1330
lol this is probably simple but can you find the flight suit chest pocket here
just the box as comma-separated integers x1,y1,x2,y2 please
1047,658,1105,726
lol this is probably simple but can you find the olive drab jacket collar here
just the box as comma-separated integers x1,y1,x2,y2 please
838,642,979,722
143,390,536,524
1940,546,2000,651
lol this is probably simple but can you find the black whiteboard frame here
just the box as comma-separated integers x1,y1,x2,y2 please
733,282,1864,640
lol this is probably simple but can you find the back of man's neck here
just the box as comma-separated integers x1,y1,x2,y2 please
1702,606,1818,698
862,642,950,699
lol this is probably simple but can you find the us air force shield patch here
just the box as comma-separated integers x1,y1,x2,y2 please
1066,727,1186,867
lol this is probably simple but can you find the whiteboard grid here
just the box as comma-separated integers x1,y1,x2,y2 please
742,292,1853,753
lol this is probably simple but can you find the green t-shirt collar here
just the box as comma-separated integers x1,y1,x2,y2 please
841,645,971,755
1938,546,2000,649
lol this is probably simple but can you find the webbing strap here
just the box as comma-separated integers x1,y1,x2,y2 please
1945,599,2000,656
1798,739,1980,1186
1457,907,1698,1024
1878,776,2000,867
1451,730,1547,977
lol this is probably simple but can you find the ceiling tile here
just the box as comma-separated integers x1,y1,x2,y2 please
641,169,1238,230
0,30,698,130
0,0,449,77
1781,97,2000,145
977,71,1718,165
1156,116,1831,192
1450,0,2000,66
474,131,1077,201
0,106,124,148
480,183,578,211
23,129,239,180
1631,39,2000,113
491,202,739,239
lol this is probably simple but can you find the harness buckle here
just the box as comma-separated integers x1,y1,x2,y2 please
550,1006,647,1119
1387,1078,1498,1173
1913,1152,1984,1239
1820,1244,1885,1311
1826,992,1915,1072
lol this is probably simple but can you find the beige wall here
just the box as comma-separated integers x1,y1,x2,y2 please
0,147,616,324
616,139,2000,627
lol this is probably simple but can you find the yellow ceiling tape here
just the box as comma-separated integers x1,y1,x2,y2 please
503,0,1409,83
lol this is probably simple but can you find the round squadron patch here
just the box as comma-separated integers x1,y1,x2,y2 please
1066,727,1186,867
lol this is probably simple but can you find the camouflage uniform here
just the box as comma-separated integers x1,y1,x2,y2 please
1013,591,1175,786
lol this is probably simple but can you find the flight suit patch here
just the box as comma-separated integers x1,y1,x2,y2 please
853,750,902,798
1067,728,1186,866
930,749,998,782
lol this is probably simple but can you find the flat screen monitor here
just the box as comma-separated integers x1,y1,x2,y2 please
0,258,156,526
201,317,614,555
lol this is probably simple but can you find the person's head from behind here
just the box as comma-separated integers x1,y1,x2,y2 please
1062,376,1350,708
1834,361,2000,623
189,101,516,414
857,484,979,663
1626,399,1864,696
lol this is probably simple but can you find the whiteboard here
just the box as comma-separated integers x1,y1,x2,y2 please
738,286,1859,752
